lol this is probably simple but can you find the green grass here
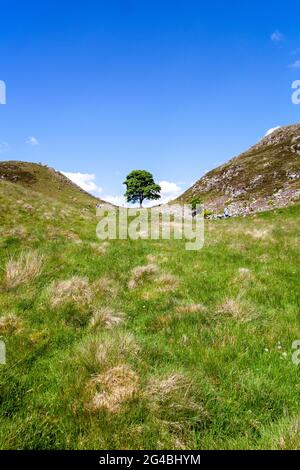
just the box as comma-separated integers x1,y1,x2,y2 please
1,178,300,449
0,160,104,208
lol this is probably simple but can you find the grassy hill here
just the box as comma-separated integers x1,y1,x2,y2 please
0,161,105,208
1,170,300,449
176,123,300,216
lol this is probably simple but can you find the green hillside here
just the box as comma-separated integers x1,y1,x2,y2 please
0,161,105,209
1,173,300,450
176,123,300,216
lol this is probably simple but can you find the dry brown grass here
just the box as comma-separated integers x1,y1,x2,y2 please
245,228,273,240
0,314,23,334
154,303,206,329
1,226,27,239
154,273,179,292
276,417,300,450
139,291,156,300
217,297,257,322
146,254,157,263
3,251,43,289
92,276,119,298
86,365,139,413
175,303,206,314
144,373,205,424
89,307,125,329
236,267,255,282
23,203,34,211
128,263,158,290
80,332,140,372
48,276,92,308
153,313,174,328
218,298,242,318
139,272,179,300
47,228,81,243
258,254,269,262
28,329,49,344
238,267,251,277
90,242,109,255
228,241,247,253
146,373,189,400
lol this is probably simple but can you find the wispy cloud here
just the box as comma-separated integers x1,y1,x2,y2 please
270,30,284,43
102,194,127,206
61,171,103,195
26,136,39,146
264,126,281,137
289,60,300,69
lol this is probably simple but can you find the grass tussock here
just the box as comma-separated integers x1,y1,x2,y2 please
217,297,257,322
154,273,179,292
175,303,206,314
0,314,23,334
47,228,81,243
89,307,125,329
144,373,206,425
3,251,43,289
238,267,251,278
92,276,119,298
48,276,92,308
86,365,139,413
90,241,109,255
1,226,27,239
236,267,255,283
154,303,207,328
80,332,140,373
128,263,158,290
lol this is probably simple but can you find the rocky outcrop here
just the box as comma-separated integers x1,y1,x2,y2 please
176,123,300,216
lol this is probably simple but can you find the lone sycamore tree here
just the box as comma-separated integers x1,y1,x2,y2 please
123,170,161,208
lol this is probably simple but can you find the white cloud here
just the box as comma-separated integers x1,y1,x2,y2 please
159,180,182,201
144,180,183,207
102,194,127,206
0,141,9,153
271,30,284,43
26,136,39,146
61,171,103,195
265,126,281,137
289,60,300,69
159,181,180,194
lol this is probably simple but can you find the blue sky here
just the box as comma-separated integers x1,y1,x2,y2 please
1,0,300,204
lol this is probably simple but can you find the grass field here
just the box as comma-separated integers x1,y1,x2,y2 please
1,178,300,449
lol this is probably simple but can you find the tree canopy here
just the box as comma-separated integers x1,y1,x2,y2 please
188,196,202,211
123,170,161,207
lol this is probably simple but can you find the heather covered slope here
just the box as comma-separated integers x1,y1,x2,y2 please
0,161,105,208
177,123,300,216
1,177,300,449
